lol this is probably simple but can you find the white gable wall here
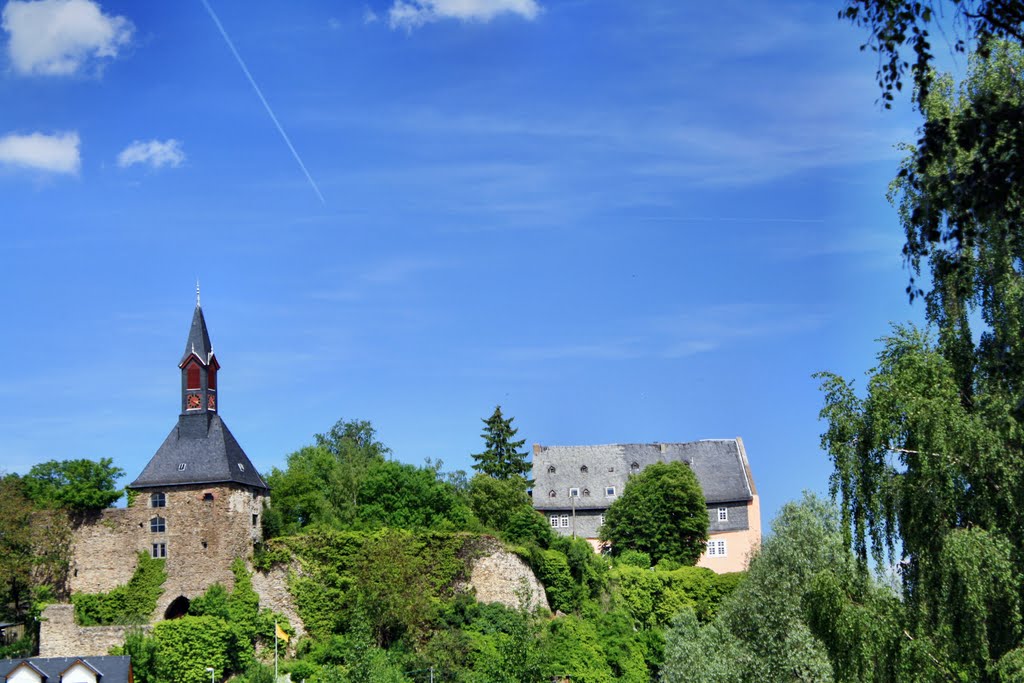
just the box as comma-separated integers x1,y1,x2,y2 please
7,666,44,683
59,662,98,683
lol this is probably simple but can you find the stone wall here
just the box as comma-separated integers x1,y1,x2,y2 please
250,561,306,641
71,483,265,618
39,605,150,658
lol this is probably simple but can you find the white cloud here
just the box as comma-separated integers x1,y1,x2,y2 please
2,0,133,76
0,131,80,173
117,139,185,169
388,0,539,30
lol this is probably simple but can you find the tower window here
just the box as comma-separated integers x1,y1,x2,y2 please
152,543,166,559
203,492,214,502
150,516,166,533
208,367,217,390
151,492,166,508
186,363,201,390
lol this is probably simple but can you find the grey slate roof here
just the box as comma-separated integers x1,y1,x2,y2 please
0,656,131,683
130,413,268,491
532,439,756,511
180,305,213,365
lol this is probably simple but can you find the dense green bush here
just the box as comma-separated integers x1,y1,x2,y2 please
72,552,165,625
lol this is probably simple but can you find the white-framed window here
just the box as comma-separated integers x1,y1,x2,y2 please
560,514,570,528
550,515,559,528
151,543,166,559
150,516,166,533
151,492,165,508
718,507,728,521
569,487,580,497
707,540,727,557
605,486,616,497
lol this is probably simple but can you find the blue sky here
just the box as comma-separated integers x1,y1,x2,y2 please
0,0,935,528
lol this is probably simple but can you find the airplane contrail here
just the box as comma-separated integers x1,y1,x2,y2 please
199,0,326,205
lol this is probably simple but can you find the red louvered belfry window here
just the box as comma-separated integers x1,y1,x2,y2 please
187,362,201,390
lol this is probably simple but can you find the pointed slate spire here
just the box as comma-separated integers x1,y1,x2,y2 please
181,301,214,366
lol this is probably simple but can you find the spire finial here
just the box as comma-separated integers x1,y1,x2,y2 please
196,279,201,308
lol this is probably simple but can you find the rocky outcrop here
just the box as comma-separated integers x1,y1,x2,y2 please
466,544,549,612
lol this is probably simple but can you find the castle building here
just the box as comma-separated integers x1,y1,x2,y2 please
68,298,269,620
531,439,760,573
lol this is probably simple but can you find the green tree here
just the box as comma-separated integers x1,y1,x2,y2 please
471,406,531,481
23,458,123,514
467,473,532,533
600,461,708,566
265,419,390,531
661,494,902,683
356,460,475,531
0,476,34,618
843,3,1024,301
815,41,1024,681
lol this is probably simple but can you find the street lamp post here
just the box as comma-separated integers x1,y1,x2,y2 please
206,667,215,683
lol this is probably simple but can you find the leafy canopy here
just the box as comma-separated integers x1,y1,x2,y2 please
23,458,123,513
817,42,1024,681
600,461,708,566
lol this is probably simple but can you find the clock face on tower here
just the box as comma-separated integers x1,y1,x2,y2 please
208,394,216,410
186,393,201,410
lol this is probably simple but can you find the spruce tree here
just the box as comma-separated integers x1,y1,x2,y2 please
471,406,531,481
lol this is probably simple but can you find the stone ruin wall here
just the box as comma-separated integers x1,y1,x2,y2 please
39,605,150,658
70,483,265,617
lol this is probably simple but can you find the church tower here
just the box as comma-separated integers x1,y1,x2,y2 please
124,295,269,617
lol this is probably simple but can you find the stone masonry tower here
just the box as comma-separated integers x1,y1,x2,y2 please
126,295,270,617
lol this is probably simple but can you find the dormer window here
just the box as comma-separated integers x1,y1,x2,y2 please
547,465,556,474
569,487,580,497
237,463,245,472
582,488,590,497
548,489,557,498
177,463,187,471
580,465,588,473
630,461,640,472
186,362,201,390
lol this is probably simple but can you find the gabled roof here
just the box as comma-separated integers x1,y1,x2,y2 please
129,413,269,491
0,657,131,683
532,438,756,510
179,305,214,366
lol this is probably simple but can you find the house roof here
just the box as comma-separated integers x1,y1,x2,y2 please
532,439,756,510
180,304,214,366
129,413,268,491
0,656,131,683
